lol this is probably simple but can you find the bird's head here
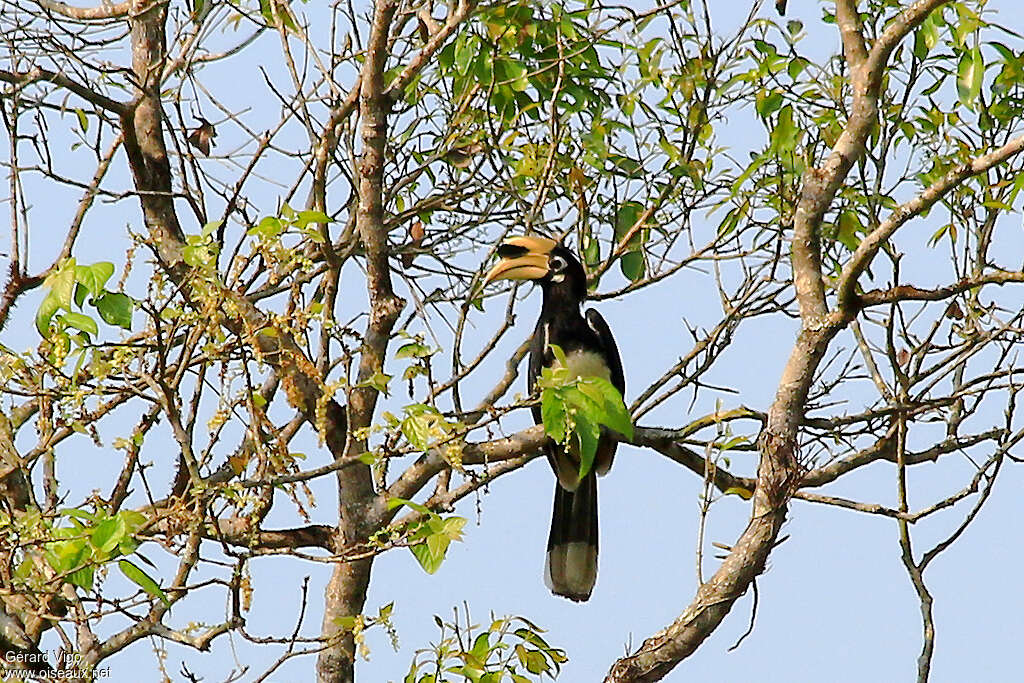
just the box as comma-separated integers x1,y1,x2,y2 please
483,235,587,301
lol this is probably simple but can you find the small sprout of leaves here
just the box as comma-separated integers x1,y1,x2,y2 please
387,498,466,575
406,609,566,682
36,259,134,345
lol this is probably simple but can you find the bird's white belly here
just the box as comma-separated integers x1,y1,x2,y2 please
555,349,612,381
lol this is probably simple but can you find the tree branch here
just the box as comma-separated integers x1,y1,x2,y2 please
34,0,130,20
834,0,867,67
839,133,1024,309
317,1,406,680
0,68,127,114
382,0,477,103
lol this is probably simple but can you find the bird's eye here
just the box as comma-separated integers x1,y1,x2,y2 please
549,255,567,272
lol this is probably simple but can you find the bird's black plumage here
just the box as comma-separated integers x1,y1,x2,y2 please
484,236,624,602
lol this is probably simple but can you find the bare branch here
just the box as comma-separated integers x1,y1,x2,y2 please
840,134,1024,309
33,0,130,20
0,67,127,114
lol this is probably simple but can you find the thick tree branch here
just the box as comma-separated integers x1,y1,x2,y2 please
34,0,130,20
317,2,407,681
834,1,867,67
0,68,126,114
859,271,1024,307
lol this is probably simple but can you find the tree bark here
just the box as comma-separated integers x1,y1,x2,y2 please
316,2,404,680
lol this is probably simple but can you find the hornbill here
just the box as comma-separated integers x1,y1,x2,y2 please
483,235,624,602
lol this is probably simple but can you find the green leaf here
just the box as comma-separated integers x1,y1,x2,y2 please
755,90,783,118
549,344,569,369
36,296,62,338
67,565,95,590
524,650,549,674
183,236,218,269
75,108,88,133
470,632,491,660
612,201,648,282
47,538,89,573
455,35,477,75
408,518,464,575
36,259,77,336
277,5,299,33
75,262,114,299
441,516,466,541
577,377,633,439
583,236,600,269
249,215,284,239
200,220,222,239
74,284,89,309
61,507,96,522
258,0,273,23
836,211,863,251
360,371,392,395
94,292,133,329
613,201,645,247
928,222,957,246
769,105,799,154
541,390,568,443
914,13,940,59
957,47,984,109
387,497,432,515
118,537,139,557
573,412,600,479
619,251,645,281
119,559,170,606
62,312,98,337
294,209,333,228
562,385,603,423
607,154,642,178
402,412,433,451
396,342,431,359
119,510,147,533
90,516,127,557
921,13,940,50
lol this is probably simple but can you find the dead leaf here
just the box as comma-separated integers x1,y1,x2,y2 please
401,221,425,268
187,118,216,156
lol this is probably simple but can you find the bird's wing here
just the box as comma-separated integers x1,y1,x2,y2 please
528,321,547,425
584,308,624,395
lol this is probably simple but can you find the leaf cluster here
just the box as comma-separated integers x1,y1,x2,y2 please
36,259,133,346
386,498,468,575
537,345,633,480
25,507,169,605
406,612,566,683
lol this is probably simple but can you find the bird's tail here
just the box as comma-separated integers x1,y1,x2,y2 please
544,473,598,602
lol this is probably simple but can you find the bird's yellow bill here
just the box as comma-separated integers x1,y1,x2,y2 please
484,254,549,283
498,235,557,255
483,236,558,284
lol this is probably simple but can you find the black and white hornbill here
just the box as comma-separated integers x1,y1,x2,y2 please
483,235,624,602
